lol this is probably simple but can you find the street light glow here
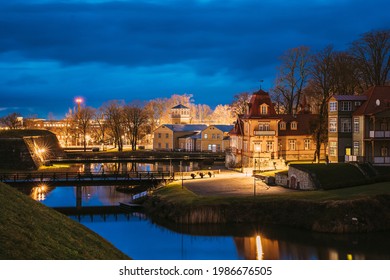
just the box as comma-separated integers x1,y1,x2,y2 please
75,97,83,104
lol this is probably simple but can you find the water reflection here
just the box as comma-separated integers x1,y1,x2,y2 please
27,185,390,260
72,212,390,260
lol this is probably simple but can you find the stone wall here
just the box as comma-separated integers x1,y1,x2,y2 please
0,130,64,170
288,166,317,190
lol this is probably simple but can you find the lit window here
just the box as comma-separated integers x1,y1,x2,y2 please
353,142,359,156
304,139,310,150
329,101,337,112
204,133,208,139
291,121,297,130
266,141,273,152
289,139,296,151
329,118,337,132
260,105,268,115
354,118,359,133
329,141,337,156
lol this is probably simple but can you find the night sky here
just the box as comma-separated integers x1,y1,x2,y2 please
1,0,389,119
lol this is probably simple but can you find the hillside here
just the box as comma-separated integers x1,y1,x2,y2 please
0,183,130,260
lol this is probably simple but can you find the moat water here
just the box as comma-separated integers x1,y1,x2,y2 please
31,184,390,260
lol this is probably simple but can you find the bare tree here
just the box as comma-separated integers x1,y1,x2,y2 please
273,46,311,114
102,100,124,151
93,107,109,151
230,92,251,116
123,103,149,151
0,112,22,129
75,106,96,152
308,45,336,162
351,29,390,87
331,51,363,94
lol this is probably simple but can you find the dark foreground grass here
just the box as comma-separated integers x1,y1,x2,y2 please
0,182,130,260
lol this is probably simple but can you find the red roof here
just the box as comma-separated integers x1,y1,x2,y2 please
244,89,277,118
278,114,318,136
353,86,390,116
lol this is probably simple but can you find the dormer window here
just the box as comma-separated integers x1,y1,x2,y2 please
279,121,286,130
260,104,268,115
291,121,297,130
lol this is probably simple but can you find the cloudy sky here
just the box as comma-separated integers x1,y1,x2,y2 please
1,0,389,119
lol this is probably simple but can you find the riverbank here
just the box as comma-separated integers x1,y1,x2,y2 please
144,180,390,234
0,182,130,259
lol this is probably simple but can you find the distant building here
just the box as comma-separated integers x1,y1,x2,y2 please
153,124,207,151
152,124,233,152
171,104,191,124
330,86,390,165
200,125,233,152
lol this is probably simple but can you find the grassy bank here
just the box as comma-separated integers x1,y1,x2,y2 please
0,182,130,260
144,181,390,233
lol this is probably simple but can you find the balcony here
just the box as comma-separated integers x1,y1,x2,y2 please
369,131,390,138
254,130,276,136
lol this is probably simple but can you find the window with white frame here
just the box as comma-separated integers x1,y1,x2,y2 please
260,104,268,115
341,101,352,111
340,118,351,132
329,118,337,132
289,139,296,151
329,141,337,156
279,121,286,130
329,101,337,112
291,121,297,130
353,142,359,156
258,122,270,131
304,139,310,150
204,133,208,139
354,118,359,133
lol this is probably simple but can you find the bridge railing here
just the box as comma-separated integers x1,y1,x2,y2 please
0,171,173,183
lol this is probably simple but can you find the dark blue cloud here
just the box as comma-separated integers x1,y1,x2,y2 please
1,0,389,118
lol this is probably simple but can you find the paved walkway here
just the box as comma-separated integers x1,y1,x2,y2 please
181,170,294,196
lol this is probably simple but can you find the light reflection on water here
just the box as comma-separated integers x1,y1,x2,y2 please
33,185,390,260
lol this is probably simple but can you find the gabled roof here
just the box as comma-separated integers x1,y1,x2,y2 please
210,125,234,133
160,124,207,132
330,95,368,101
178,132,202,139
172,104,189,109
353,86,390,116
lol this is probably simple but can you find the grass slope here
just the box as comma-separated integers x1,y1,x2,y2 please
0,183,130,260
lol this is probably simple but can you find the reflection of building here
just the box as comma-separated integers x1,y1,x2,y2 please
329,86,390,165
227,89,325,169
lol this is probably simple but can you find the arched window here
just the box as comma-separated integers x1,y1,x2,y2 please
260,104,268,115
279,122,286,130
